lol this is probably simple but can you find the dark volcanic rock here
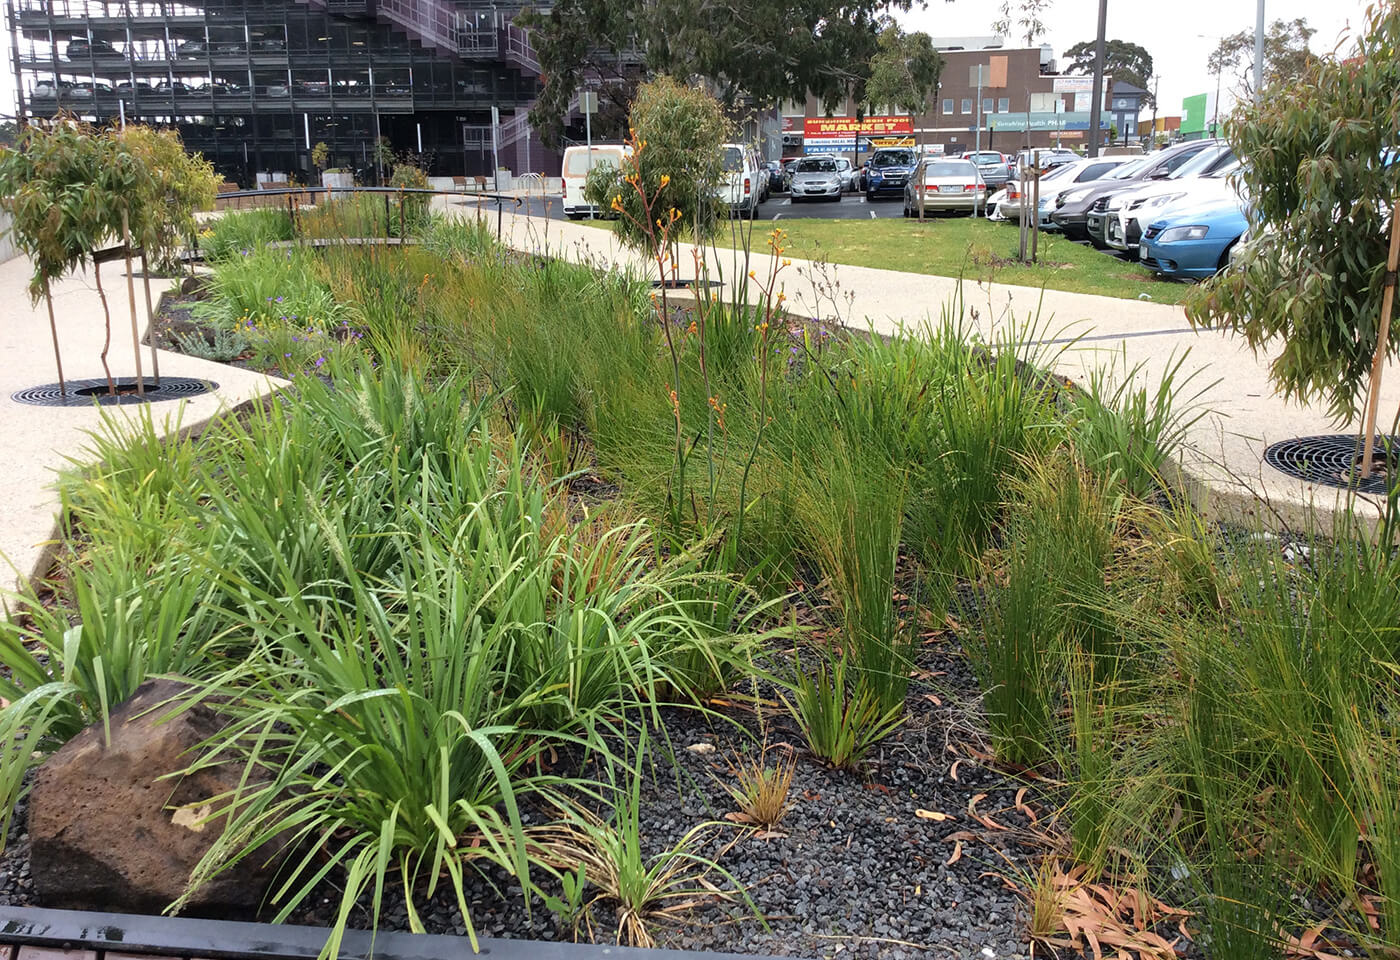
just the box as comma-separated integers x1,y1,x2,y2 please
28,679,276,917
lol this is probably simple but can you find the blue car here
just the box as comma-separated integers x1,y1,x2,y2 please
864,147,917,201
1139,196,1251,280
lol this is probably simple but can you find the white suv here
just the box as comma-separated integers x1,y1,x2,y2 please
719,143,763,219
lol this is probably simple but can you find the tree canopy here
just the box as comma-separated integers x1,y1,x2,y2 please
865,25,943,117
1186,6,1397,422
520,0,908,146
991,0,1053,48
1063,39,1154,104
1207,17,1316,99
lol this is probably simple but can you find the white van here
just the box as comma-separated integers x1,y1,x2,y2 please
561,143,631,219
719,143,763,219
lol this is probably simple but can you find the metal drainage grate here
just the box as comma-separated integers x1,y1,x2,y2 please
1263,434,1399,495
10,376,217,408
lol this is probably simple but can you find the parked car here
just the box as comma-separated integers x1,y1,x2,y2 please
1104,147,1238,255
1012,147,1078,179
31,79,65,98
960,151,1009,190
1139,194,1251,280
1052,139,1220,243
864,147,917,201
1001,155,1138,228
65,38,121,60
175,39,209,58
560,143,631,219
903,157,985,216
832,156,856,192
763,160,786,194
719,142,764,218
788,155,843,203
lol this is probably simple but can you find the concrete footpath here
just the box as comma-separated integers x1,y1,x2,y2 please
463,200,1400,534
0,256,287,598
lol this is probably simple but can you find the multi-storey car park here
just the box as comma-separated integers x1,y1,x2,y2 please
6,0,565,183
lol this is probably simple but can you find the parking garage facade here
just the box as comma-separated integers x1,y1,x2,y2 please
6,0,556,183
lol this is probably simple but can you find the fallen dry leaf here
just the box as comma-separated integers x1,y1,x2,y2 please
945,840,963,865
915,809,953,822
949,760,963,781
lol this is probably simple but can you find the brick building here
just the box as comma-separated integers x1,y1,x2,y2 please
784,38,1115,160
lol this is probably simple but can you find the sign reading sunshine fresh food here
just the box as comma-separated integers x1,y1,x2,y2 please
803,116,914,153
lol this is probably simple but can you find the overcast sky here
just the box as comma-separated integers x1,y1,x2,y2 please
899,0,1372,116
0,0,1374,124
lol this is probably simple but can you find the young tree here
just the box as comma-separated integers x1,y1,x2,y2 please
865,25,943,220
1187,5,1398,432
1063,39,1154,105
116,125,218,271
1207,17,1316,99
584,75,730,263
991,0,1053,47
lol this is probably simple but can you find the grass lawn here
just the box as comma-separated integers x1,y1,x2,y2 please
579,214,1193,305
716,215,1194,304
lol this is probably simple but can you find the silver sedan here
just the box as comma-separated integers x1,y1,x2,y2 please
903,158,986,216
788,157,844,203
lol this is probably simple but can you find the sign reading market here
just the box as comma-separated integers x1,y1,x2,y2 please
803,116,913,154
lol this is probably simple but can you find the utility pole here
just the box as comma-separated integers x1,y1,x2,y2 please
1087,0,1108,157
1253,0,1265,102
1150,74,1159,147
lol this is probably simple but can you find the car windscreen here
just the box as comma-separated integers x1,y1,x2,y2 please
871,150,914,168
796,158,837,172
722,147,744,171
925,162,976,178
1109,158,1148,179
967,153,1001,164
565,150,619,175
1167,145,1226,180
1205,159,1242,179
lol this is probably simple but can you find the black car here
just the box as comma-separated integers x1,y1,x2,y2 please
65,38,121,60
763,160,786,194
864,148,917,201
1051,139,1220,243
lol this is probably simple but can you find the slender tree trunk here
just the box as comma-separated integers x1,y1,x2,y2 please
43,280,66,397
93,260,116,395
121,210,145,395
140,253,160,385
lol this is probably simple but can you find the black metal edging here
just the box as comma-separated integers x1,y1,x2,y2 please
0,906,796,960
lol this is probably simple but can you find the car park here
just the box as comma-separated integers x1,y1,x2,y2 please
903,157,985,216
1105,151,1240,255
719,143,764,218
1002,155,1138,228
961,151,1010,191
788,156,844,203
1052,139,1219,243
560,143,631,219
865,147,917,201
1138,194,1250,280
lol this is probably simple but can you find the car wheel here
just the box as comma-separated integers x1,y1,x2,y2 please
865,191,876,202
1219,239,1239,270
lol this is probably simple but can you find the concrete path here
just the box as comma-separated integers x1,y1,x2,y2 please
0,255,287,599
461,200,1400,535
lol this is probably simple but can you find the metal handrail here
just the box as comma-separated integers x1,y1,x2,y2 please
212,184,526,241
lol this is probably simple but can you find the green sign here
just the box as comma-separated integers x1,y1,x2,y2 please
983,111,1108,133
1181,93,1209,137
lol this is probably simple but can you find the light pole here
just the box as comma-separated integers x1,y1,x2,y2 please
1086,0,1108,157
1253,0,1265,101
1199,33,1224,139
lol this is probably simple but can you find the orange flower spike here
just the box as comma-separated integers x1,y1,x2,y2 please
659,174,671,189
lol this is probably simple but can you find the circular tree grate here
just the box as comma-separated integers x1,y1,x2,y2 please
1263,434,1399,495
11,376,217,408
